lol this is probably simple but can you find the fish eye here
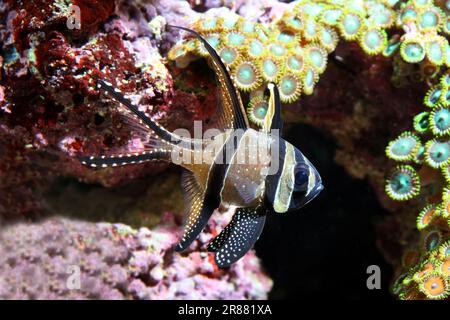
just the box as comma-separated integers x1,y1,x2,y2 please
294,169,308,191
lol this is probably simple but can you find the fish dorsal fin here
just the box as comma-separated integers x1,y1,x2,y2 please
207,206,267,268
262,83,283,134
169,25,249,131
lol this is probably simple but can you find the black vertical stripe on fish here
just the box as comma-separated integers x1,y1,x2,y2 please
169,25,249,130
175,131,244,252
265,139,287,206
209,207,267,268
79,150,171,168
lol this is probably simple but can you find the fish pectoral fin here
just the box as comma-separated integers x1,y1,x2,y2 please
79,149,170,168
175,171,215,252
208,206,267,268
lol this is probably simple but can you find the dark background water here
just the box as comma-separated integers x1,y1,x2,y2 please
255,123,394,300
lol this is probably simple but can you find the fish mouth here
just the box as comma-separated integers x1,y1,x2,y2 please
301,183,324,207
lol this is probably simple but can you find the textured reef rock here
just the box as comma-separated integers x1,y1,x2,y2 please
0,211,272,299
0,0,205,220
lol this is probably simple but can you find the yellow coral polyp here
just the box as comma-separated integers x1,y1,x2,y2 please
419,272,449,299
417,204,438,230
440,257,450,276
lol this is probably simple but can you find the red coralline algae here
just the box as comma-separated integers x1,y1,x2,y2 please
0,211,272,300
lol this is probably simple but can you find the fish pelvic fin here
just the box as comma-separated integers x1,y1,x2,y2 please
208,206,267,268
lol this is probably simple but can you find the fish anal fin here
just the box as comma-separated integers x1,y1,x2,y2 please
176,170,213,252
209,206,267,268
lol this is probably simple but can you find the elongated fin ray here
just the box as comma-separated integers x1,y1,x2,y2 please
97,80,177,142
79,149,171,168
169,25,249,130
208,207,267,268
263,83,283,134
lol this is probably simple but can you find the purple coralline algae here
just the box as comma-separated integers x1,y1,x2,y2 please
0,211,272,300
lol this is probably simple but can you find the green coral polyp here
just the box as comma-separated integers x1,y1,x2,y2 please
319,27,339,51
339,12,363,40
233,61,261,91
278,74,302,103
419,9,441,31
385,165,421,201
414,111,430,133
248,39,265,58
400,7,418,24
282,14,304,32
259,58,280,82
401,40,426,63
386,132,421,161
225,32,246,47
304,19,319,41
425,139,450,168
199,18,219,31
306,45,328,73
369,10,394,28
277,32,297,44
423,230,442,252
219,47,239,66
383,38,401,57
303,68,318,95
321,9,342,26
426,38,446,65
360,29,387,55
196,34,221,56
247,96,268,126
424,86,443,108
270,44,287,57
286,55,305,73
430,107,450,135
